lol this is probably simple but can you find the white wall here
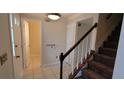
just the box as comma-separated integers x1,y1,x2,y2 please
67,13,99,51
75,17,93,42
113,15,124,79
66,14,98,55
42,20,67,65
0,14,14,78
68,13,99,24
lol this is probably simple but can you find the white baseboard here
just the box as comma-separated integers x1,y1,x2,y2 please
42,62,60,67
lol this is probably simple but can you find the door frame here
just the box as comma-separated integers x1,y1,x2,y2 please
20,16,42,70
9,13,24,78
21,19,30,69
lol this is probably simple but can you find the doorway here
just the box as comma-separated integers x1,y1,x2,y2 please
21,18,42,77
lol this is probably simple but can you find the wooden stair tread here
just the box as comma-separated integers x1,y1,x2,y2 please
90,62,113,73
83,69,105,79
104,41,118,45
94,53,115,68
95,53,115,60
104,41,118,49
99,47,116,52
99,47,117,57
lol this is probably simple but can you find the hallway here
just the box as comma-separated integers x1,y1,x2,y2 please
22,56,70,79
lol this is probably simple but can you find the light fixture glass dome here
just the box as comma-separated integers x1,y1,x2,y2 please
47,13,61,20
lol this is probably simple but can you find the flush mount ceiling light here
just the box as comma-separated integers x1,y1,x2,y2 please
47,13,61,20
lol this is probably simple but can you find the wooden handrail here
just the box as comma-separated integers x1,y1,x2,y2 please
59,23,97,79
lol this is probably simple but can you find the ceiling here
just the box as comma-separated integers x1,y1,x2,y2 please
22,13,78,20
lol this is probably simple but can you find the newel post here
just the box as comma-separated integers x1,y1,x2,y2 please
59,52,64,79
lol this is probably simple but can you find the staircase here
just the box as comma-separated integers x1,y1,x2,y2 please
81,22,122,79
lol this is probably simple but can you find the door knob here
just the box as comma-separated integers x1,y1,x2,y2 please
16,56,20,58
15,45,18,47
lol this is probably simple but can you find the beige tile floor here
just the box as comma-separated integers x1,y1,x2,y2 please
22,56,71,79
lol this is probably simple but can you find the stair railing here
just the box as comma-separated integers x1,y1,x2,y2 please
59,23,98,79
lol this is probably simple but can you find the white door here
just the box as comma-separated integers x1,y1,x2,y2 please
21,19,30,69
9,14,23,78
